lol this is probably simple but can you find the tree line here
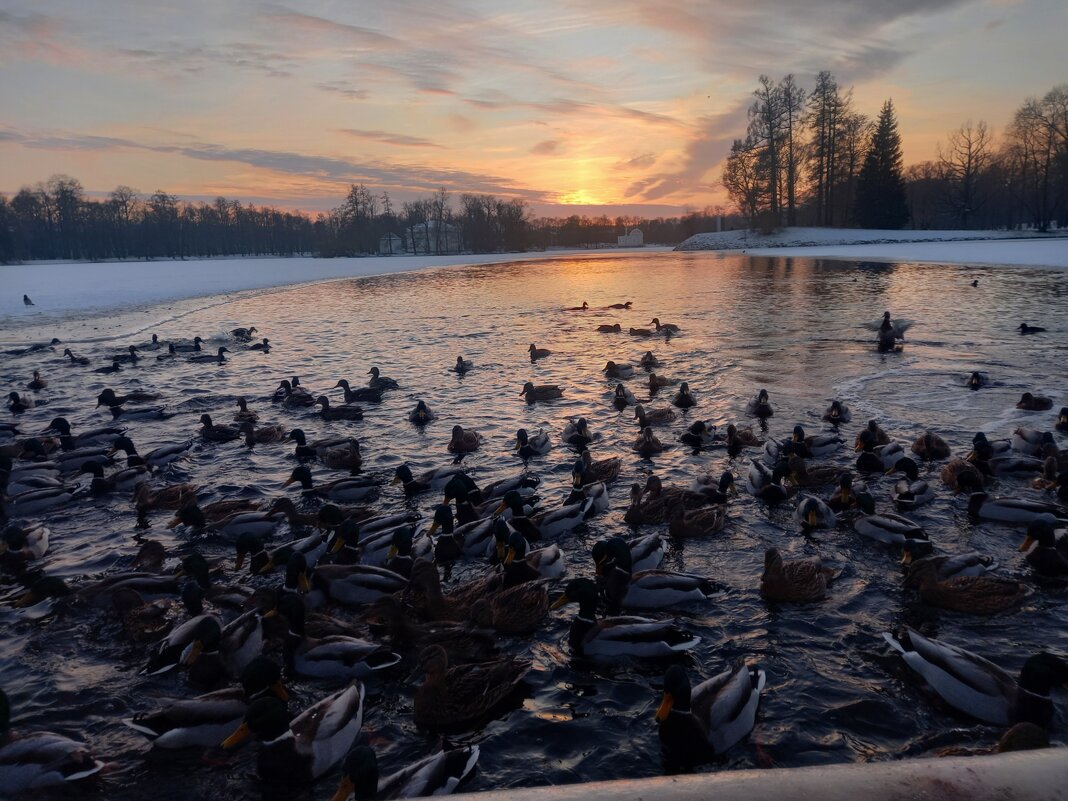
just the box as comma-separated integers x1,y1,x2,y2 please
0,177,746,262
724,74,1068,231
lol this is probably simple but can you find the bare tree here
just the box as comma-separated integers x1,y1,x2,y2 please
779,74,806,226
722,138,765,220
938,120,993,228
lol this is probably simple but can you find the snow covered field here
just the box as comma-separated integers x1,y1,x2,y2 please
0,248,665,326
675,226,1060,251
746,237,1068,267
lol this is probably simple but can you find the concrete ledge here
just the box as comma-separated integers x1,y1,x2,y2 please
453,751,1066,801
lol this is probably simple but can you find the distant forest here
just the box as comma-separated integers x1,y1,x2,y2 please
1,79,1065,263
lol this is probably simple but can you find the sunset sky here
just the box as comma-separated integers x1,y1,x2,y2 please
1,0,1065,217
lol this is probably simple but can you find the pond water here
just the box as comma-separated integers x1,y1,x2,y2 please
2,251,1068,800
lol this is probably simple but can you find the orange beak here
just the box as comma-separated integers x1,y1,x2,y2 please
655,693,674,722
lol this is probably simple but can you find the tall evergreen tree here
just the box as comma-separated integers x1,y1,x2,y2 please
854,100,909,228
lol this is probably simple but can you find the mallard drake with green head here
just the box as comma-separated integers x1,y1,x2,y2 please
883,629,1068,726
550,578,700,660
656,663,766,765
221,683,364,784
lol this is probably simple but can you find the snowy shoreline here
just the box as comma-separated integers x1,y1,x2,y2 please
3,231,1067,339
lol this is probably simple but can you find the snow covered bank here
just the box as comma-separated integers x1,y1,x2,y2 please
675,226,1058,252
743,237,1068,268
0,248,668,326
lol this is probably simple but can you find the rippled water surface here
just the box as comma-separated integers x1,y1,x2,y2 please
3,252,1068,799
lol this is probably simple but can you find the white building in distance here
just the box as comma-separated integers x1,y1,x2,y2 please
617,228,644,247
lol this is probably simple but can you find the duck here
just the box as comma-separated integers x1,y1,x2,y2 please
309,559,409,607
865,311,913,340
629,327,653,337
1056,407,1068,433
527,344,550,360
221,683,364,784
572,451,621,486
854,510,927,547
62,348,90,366
650,317,680,333
679,420,720,448
94,388,161,409
612,383,637,408
967,371,989,390
169,506,284,541
234,422,285,447
93,358,123,374
329,744,480,801
316,396,364,421
413,645,528,730
827,473,861,512
248,338,270,352
514,428,551,460
334,380,383,404
967,493,1068,526
363,595,497,664
567,301,589,311
497,489,593,540
1018,518,1068,576
792,425,843,458
124,657,287,749
891,470,935,511
633,403,676,428
287,428,358,462
903,548,996,579
1017,392,1053,411
593,537,717,612
823,400,852,424
133,481,198,512
666,503,727,540
469,577,550,635
561,417,594,450
760,547,833,602
192,414,239,443
236,527,328,574
637,350,661,369
391,464,464,495
406,559,491,622
7,392,33,413
276,380,316,408
883,628,1068,726
724,423,761,457
603,361,634,379
1018,323,1046,334
688,470,737,503
746,389,773,418
408,400,435,425
108,404,171,422
940,458,985,494
427,504,495,561
607,301,633,309
285,465,379,503
795,494,837,530
550,578,700,660
633,426,665,457
155,344,178,361
108,435,192,469
5,485,77,516
451,356,474,374
671,382,696,408
1012,427,1053,457
321,441,364,472
365,367,398,390
273,595,401,679
520,382,563,402
968,431,1012,463
903,559,1030,614
26,371,47,391
655,663,766,764
647,373,678,393
189,346,229,364
855,419,891,449
499,526,564,581
447,425,482,455
786,454,841,489
596,323,622,333
79,460,150,495
911,431,952,462
855,430,905,472
109,344,142,363
43,417,125,450
230,326,257,341
483,473,541,500
0,689,105,792
746,460,793,503
0,523,50,565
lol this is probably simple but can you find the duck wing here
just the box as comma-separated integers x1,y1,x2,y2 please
692,664,766,754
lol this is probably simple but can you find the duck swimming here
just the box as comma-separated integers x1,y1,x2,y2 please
672,382,696,408
527,343,550,360
1018,323,1046,334
603,361,634,379
335,380,383,404
451,356,474,374
316,396,364,421
189,346,228,364
447,425,482,454
1017,392,1053,411
761,547,833,602
330,744,480,801
62,348,90,365
520,382,563,402
596,323,622,333
746,389,773,418
650,317,680,333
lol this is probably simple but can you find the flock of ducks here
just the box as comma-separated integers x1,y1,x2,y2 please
2,304,1068,796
